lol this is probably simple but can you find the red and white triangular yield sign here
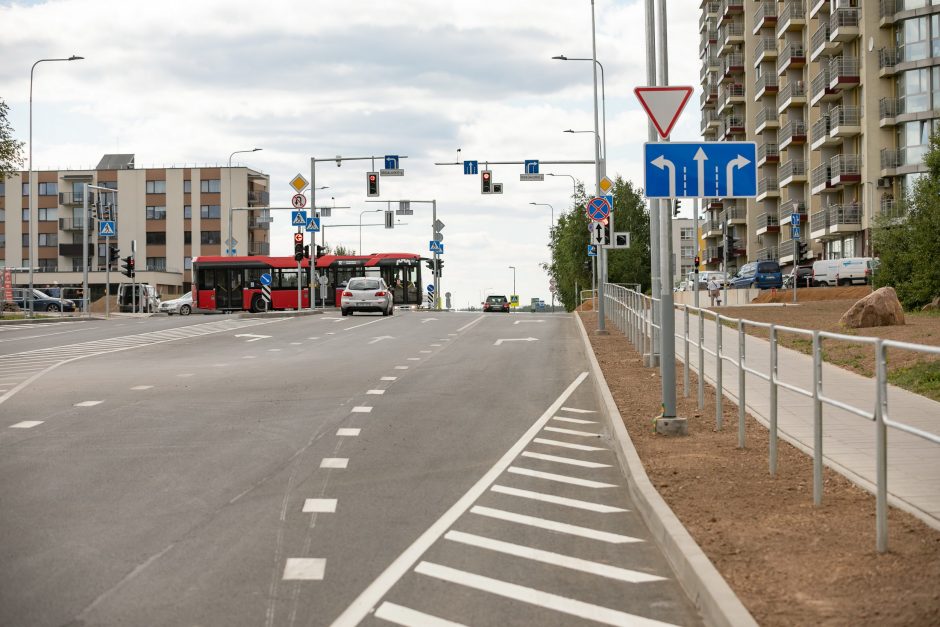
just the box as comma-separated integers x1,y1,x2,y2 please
634,86,694,139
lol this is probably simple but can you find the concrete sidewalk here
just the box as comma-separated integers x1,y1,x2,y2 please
671,308,940,531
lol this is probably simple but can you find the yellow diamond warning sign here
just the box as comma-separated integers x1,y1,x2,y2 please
599,176,614,194
289,173,309,193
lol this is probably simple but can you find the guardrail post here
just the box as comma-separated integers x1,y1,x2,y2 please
875,339,888,553
738,319,746,448
715,314,723,431
812,330,823,506
769,324,778,476
683,306,690,397
697,308,705,409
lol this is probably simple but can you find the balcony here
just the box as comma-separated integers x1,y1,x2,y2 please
811,164,834,195
705,246,722,264
757,141,780,166
247,190,269,206
756,213,780,236
701,109,719,134
776,1,806,38
779,119,807,150
828,56,860,91
777,80,807,112
830,154,861,187
721,206,747,225
723,115,745,137
756,246,779,261
57,192,91,206
704,219,723,239
754,37,778,66
880,197,904,222
779,239,796,263
720,0,744,24
755,73,778,100
58,243,94,258
810,69,838,106
830,7,860,42
811,115,837,150
777,42,806,75
879,47,900,78
810,0,830,20
719,22,745,53
756,108,780,134
58,217,91,231
727,238,747,258
811,209,829,239
248,242,271,256
248,216,271,230
717,82,745,114
701,84,719,109
810,24,836,62
779,160,807,187
880,148,902,176
700,3,720,31
756,177,780,201
753,1,777,34
830,105,861,138
722,53,745,81
828,202,863,234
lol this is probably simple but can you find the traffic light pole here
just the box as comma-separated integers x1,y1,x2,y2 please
105,234,111,319
693,198,700,309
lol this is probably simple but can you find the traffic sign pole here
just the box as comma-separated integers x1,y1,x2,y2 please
590,0,606,335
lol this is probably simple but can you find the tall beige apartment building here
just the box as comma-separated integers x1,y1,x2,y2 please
699,0,939,273
0,154,270,299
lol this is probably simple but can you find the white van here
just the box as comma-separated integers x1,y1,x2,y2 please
811,257,878,286
687,270,729,290
118,283,160,313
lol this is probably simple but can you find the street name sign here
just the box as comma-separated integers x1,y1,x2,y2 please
634,86,694,139
380,168,404,176
643,141,757,199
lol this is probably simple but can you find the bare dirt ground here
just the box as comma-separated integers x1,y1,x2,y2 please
579,311,940,626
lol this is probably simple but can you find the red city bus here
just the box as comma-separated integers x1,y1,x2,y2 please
192,253,425,312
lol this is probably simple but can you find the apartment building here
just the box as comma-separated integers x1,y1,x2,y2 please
699,0,939,273
0,154,270,299
672,218,697,286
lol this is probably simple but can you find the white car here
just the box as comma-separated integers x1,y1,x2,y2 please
159,291,194,315
341,278,394,316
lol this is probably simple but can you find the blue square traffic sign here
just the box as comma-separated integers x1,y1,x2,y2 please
98,221,116,237
587,244,597,257
524,159,539,174
644,142,757,199
305,217,321,232
429,240,444,254
384,155,399,169
463,160,478,175
792,226,801,240
291,210,308,226
790,212,801,226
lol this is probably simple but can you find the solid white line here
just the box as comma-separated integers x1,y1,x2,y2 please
456,315,485,332
351,406,372,413
330,372,589,627
508,466,617,488
374,602,467,627
414,562,674,627
303,499,337,513
74,400,103,407
10,421,44,429
337,428,361,437
321,458,348,469
381,377,397,381
130,385,153,390
543,426,600,437
520,451,611,469
367,389,385,395
282,558,326,580
344,318,386,331
490,485,627,513
469,506,640,543
561,407,596,414
552,416,597,425
444,530,665,583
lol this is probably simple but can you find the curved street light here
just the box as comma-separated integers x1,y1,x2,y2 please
508,266,516,299
359,209,382,253
552,54,606,162
227,147,262,256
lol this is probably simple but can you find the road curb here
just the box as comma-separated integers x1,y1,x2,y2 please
237,309,323,319
574,313,757,627
0,316,94,325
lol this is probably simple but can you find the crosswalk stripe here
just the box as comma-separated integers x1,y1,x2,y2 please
552,416,597,425
532,437,605,451
508,466,617,488
560,407,597,414
543,426,600,437
444,530,666,583
414,562,675,627
490,485,627,513
374,602,467,627
521,451,611,469
469,506,641,543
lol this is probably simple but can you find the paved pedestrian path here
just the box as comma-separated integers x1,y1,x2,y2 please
671,308,940,531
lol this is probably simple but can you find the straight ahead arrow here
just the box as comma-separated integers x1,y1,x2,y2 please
693,148,708,197
369,335,394,344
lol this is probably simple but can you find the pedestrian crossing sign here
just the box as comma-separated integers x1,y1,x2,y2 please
98,221,116,236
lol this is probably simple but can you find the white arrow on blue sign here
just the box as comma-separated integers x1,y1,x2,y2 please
260,273,272,286
98,221,116,236
429,240,444,254
306,217,321,232
427,284,435,293
463,160,478,175
291,210,308,226
385,155,399,169
644,141,757,199
587,244,597,257
791,213,801,226
525,159,539,174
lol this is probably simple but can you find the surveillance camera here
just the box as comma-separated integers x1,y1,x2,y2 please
335,155,342,167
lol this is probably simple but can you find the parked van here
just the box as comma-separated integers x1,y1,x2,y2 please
729,260,783,289
118,283,160,313
811,257,878,287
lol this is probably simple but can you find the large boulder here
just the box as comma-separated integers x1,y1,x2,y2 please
922,296,940,312
839,286,906,328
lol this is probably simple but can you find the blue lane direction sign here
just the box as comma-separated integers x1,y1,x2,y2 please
792,225,801,240
306,216,321,232
291,210,308,226
524,160,539,174
260,273,272,286
790,212,801,226
463,160,478,175
384,155,399,169
429,240,444,254
587,197,611,221
644,141,757,199
587,244,597,257
98,221,116,237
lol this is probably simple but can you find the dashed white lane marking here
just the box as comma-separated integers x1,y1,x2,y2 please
508,466,617,488
469,506,640,544
327,332,336,335
337,428,361,437
290,342,303,345
414,562,674,627
490,485,627,513
282,558,326,581
10,421,44,429
74,400,103,407
307,337,321,340
177,373,195,378
444,531,665,584
395,366,409,370
367,389,385,395
543,426,599,437
242,356,257,359
448,333,458,336
532,437,605,451
268,349,282,352
520,451,611,469
552,416,597,425
344,318,387,331
213,363,229,367
375,602,467,627
430,344,441,347
381,377,397,381
351,406,372,413
321,458,349,469
130,385,153,390
303,499,337,513
407,358,420,361
420,350,432,354
561,407,596,414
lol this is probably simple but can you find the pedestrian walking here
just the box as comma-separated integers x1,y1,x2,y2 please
707,276,721,307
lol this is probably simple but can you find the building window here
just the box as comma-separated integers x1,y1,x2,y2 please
184,204,192,219
145,180,166,194
680,227,694,240
38,207,56,221
200,179,221,193
201,230,221,245
0,209,4,221
681,245,695,258
200,204,221,219
38,233,57,247
145,232,167,245
184,230,192,245
0,182,5,195
899,16,929,63
38,259,56,272
38,182,57,196
21,208,28,221
898,119,936,165
184,180,192,194
898,68,931,113
146,257,167,272
184,256,192,270
21,182,28,196
146,205,167,220
0,234,5,247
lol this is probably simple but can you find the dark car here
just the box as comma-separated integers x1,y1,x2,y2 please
729,261,783,289
10,288,77,312
783,264,814,289
483,295,510,312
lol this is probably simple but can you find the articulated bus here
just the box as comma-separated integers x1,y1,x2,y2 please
192,253,425,312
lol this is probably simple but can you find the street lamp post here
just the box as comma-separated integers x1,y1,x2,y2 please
359,209,382,254
28,55,83,316
546,173,578,199
226,147,261,256
508,266,516,301
528,202,555,231
552,55,606,166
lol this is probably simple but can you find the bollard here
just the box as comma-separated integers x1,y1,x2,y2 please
812,330,823,506
683,307,690,397
715,314,723,431
738,319,746,448
769,325,778,476
697,308,705,409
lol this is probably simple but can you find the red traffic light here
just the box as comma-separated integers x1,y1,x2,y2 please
482,172,490,181
369,174,377,183
293,232,303,244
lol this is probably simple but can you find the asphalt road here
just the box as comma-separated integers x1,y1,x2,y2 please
0,311,702,626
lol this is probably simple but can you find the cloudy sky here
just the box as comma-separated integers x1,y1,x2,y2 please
1,0,699,308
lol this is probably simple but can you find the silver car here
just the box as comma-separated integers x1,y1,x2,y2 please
158,291,194,315
341,278,394,316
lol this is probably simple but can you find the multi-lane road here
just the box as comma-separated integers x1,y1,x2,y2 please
0,311,702,626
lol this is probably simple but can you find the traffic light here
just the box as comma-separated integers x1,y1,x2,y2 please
798,241,808,261
481,170,492,194
436,259,444,276
294,241,304,262
110,246,120,263
316,245,326,257
694,255,700,268
367,172,379,197
121,256,135,278
303,245,310,259
385,209,394,229
673,199,682,217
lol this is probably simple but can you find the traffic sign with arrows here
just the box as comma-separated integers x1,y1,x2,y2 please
644,141,757,198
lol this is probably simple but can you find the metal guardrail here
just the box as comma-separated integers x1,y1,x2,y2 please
602,285,940,553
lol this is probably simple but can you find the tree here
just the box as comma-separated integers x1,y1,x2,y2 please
331,244,356,256
0,98,25,179
872,130,940,309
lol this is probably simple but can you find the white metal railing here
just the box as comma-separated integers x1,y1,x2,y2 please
601,285,940,553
